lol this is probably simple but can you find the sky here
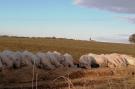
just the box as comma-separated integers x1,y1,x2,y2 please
0,0,135,43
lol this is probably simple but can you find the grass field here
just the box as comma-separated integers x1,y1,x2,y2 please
0,36,135,60
0,36,135,89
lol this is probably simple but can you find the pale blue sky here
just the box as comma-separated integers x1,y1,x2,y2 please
0,0,135,43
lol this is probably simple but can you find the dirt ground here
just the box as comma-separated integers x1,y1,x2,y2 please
0,66,135,89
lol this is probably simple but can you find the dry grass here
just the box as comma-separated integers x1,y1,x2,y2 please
0,36,135,89
0,36,135,60
0,66,135,89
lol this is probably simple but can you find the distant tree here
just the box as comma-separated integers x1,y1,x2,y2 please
129,34,135,43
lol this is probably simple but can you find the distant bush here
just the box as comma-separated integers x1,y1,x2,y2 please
0,35,9,37
52,36,56,39
129,34,135,43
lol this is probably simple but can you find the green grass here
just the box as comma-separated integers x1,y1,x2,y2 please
0,36,135,60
